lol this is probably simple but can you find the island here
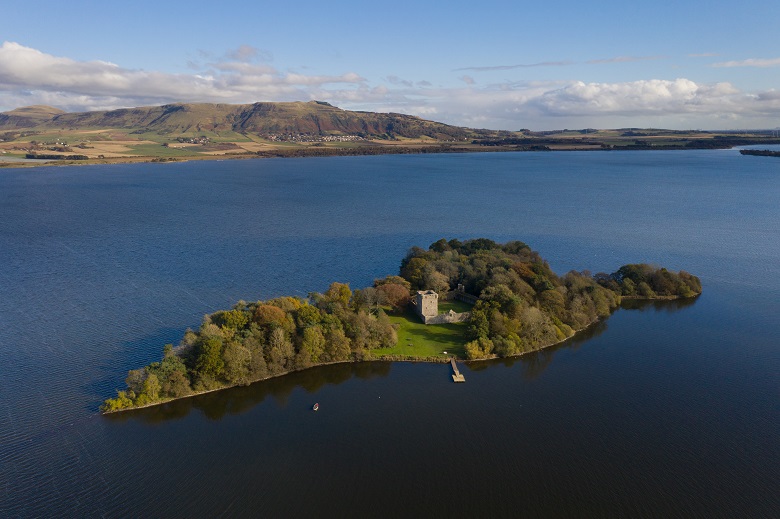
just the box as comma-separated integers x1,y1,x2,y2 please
102,239,701,412
739,149,780,158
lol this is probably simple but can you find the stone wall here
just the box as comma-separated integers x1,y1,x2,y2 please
422,309,471,325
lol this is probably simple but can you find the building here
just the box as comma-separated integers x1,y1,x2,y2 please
415,290,439,322
414,290,472,325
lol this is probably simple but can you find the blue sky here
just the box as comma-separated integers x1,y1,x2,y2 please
2,0,779,130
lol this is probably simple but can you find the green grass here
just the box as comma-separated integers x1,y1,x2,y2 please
439,299,472,313
372,306,469,359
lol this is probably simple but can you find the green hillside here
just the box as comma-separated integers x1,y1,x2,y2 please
0,101,484,140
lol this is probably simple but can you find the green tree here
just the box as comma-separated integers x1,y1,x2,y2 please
212,309,249,330
301,326,326,364
267,327,294,373
374,275,411,291
324,327,352,361
400,256,428,289
196,337,225,379
135,373,161,406
325,282,352,308
101,390,134,412
295,304,322,328
223,341,252,385
465,337,494,360
163,370,192,398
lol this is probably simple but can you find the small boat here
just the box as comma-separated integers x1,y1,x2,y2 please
312,403,319,411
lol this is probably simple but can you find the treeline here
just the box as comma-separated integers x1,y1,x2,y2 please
255,145,462,159
594,263,702,298
26,153,89,160
398,239,700,360
739,149,780,157
103,239,701,411
102,278,409,412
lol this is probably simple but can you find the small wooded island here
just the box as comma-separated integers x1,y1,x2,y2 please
739,149,780,158
102,239,701,412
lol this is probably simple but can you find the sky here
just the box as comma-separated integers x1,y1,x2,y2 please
1,0,779,130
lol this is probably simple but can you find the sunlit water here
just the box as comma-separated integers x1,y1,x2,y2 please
1,150,778,517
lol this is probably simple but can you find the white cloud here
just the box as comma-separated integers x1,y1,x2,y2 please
224,45,271,63
334,78,780,130
0,41,365,110
586,55,665,64
2,42,779,130
712,57,780,68
386,75,413,87
455,61,573,72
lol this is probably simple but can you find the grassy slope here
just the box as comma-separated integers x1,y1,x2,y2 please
372,300,472,359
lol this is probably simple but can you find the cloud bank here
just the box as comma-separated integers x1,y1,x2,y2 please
1,42,779,130
0,42,365,111
713,57,780,68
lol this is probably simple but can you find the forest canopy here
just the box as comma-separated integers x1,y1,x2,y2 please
399,238,701,360
102,239,700,412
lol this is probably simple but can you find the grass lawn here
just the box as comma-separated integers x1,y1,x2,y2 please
371,302,471,359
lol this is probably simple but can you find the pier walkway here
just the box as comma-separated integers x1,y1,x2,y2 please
450,358,465,383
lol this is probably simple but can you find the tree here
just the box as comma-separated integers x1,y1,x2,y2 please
637,281,656,298
323,282,352,309
295,304,322,328
400,257,428,289
374,275,411,291
267,327,294,373
223,341,252,385
467,300,492,340
196,337,225,379
324,327,352,361
101,390,134,412
254,304,288,327
211,309,249,330
465,337,494,360
163,370,192,398
429,238,452,252
135,373,161,406
376,283,410,311
125,369,146,395
352,287,383,314
301,326,326,364
422,267,450,293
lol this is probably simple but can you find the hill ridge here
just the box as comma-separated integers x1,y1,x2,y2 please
0,101,480,140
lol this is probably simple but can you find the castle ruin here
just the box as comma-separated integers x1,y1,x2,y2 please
414,290,471,325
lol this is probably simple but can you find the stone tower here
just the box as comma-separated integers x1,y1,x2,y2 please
415,290,438,322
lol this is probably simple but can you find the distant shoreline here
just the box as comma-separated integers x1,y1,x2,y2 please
1,142,772,170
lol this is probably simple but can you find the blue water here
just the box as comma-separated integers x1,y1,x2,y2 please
1,150,778,517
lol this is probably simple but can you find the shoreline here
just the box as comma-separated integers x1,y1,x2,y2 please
103,295,697,415
0,141,765,171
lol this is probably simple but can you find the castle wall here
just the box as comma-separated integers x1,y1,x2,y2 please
422,311,472,325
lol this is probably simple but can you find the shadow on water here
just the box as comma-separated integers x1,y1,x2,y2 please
468,319,610,379
104,298,697,423
104,361,392,424
467,297,697,379
620,296,699,313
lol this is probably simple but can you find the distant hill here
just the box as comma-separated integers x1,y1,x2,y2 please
0,105,66,129
0,101,485,140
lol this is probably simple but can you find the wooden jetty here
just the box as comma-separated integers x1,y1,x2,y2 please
450,358,465,383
